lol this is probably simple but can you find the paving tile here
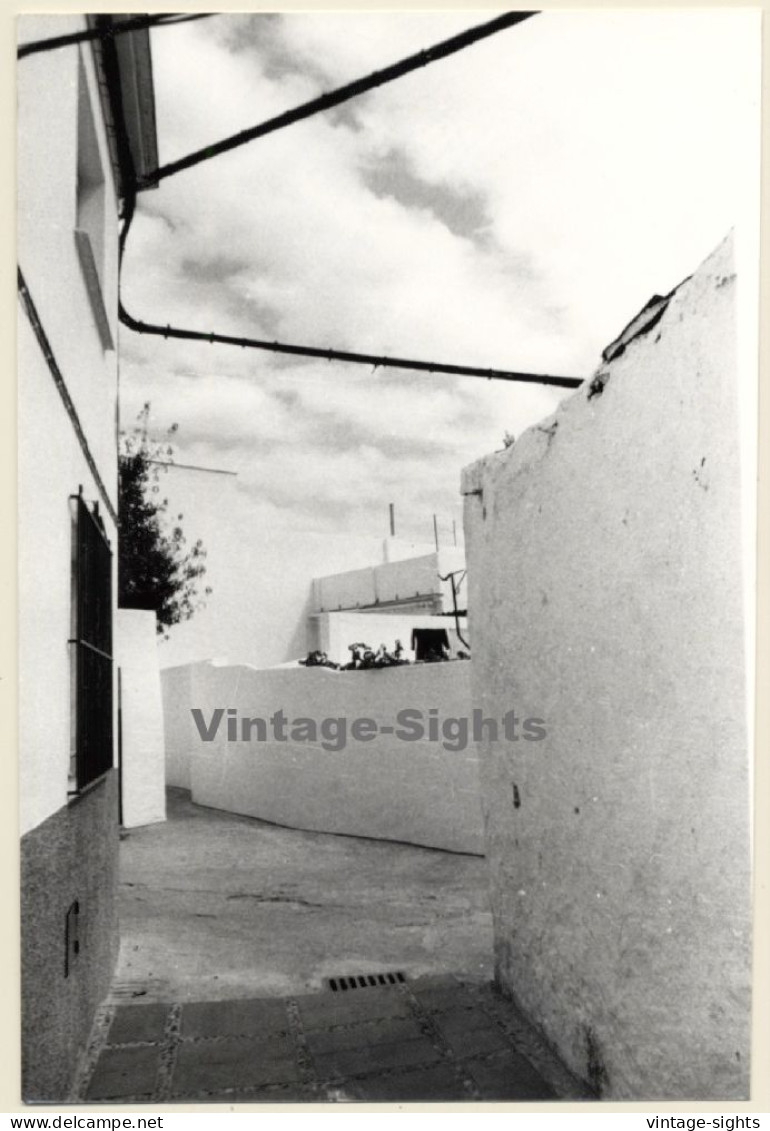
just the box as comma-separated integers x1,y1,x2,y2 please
305,1016,424,1058
431,1008,511,1058
171,1033,300,1096
444,1026,511,1060
467,1048,558,1101
86,1045,160,1100
296,988,412,1031
409,983,475,1015
404,975,460,992
341,1063,471,1102
173,1083,316,1104
313,1035,441,1081
87,983,573,1104
180,997,290,1040
107,1003,170,1045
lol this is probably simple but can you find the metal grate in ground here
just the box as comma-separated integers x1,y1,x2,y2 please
326,972,407,992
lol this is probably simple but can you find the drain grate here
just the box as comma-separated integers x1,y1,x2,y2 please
326,971,407,992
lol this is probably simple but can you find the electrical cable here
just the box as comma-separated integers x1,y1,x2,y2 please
42,10,582,389
117,306,583,388
17,14,213,60
136,11,538,189
17,268,119,525
112,11,583,387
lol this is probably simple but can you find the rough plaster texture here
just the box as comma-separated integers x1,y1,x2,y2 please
462,234,751,1099
117,610,166,828
21,773,120,1101
161,660,484,854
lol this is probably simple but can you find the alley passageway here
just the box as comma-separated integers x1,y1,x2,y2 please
112,788,494,1001
73,790,586,1103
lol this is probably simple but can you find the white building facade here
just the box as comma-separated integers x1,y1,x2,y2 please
17,16,157,1100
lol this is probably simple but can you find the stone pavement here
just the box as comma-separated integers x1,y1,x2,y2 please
75,975,591,1104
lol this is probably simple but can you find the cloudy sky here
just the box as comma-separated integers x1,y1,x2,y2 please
120,9,759,546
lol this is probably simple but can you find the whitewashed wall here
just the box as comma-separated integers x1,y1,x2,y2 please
154,463,387,670
161,662,197,790
312,547,467,615
18,22,120,836
462,234,752,1099
117,610,166,828
162,659,484,854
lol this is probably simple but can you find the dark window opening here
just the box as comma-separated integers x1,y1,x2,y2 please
69,493,113,793
411,627,450,663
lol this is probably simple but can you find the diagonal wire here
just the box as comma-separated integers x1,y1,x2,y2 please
136,11,538,189
105,8,582,388
17,14,213,61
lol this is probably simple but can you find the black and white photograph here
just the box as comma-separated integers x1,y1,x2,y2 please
15,7,761,1110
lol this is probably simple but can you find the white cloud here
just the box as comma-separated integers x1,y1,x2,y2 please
119,10,759,542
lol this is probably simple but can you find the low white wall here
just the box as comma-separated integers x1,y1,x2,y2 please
117,610,166,828
462,233,751,1099
162,660,483,854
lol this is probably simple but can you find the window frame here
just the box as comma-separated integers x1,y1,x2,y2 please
68,491,114,795
74,51,114,351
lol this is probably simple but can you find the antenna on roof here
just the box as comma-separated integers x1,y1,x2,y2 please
389,503,396,538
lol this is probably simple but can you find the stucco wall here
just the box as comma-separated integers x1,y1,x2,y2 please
18,310,116,836
117,610,166,828
153,468,469,671
162,663,198,790
18,20,120,836
312,547,467,614
462,234,751,1099
162,660,484,854
153,463,387,670
21,773,120,1102
18,18,125,1101
18,20,120,488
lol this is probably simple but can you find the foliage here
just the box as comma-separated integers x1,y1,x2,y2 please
118,404,211,636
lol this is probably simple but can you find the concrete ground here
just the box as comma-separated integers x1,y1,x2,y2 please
82,789,589,1104
113,788,494,1002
